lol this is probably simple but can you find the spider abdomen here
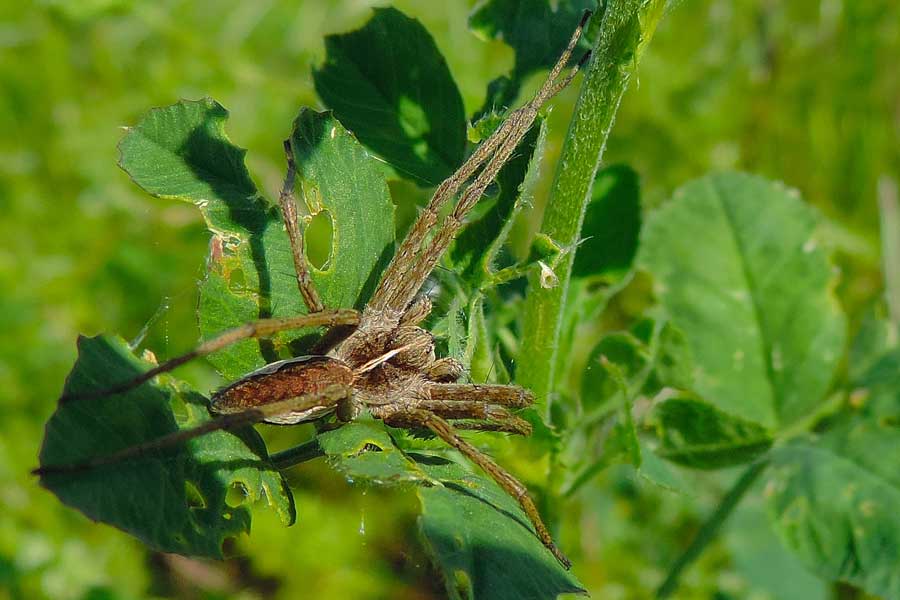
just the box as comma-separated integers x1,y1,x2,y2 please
210,355,353,424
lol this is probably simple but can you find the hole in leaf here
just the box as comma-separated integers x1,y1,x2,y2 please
353,442,383,458
185,480,207,510
226,480,250,508
305,209,333,270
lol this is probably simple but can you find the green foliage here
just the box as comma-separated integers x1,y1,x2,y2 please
469,0,599,111
651,397,772,469
638,172,846,430
767,417,900,598
38,335,294,558
314,7,466,185
8,0,900,598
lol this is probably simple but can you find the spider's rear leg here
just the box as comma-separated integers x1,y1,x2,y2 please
392,410,571,569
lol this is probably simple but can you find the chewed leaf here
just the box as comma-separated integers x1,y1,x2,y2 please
38,335,294,558
317,421,428,486
314,7,466,186
117,97,269,234
637,172,846,430
415,453,585,600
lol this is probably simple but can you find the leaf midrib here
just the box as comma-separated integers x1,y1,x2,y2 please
712,176,779,427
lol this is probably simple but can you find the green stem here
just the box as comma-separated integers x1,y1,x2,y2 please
270,439,323,470
877,176,900,326
517,0,667,411
655,459,769,599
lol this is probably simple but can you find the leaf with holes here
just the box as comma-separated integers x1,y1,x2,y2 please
314,7,466,186
637,172,845,430
119,100,395,381
38,335,295,558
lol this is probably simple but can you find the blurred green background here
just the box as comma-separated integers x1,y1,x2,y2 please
1,1,896,598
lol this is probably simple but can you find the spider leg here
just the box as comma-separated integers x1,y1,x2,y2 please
399,410,571,569
59,309,359,403
35,384,352,476
279,139,325,313
450,417,532,436
414,401,532,436
369,12,594,314
427,382,534,408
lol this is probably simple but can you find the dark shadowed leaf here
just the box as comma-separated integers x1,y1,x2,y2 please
651,397,772,469
415,454,585,600
314,7,466,186
38,335,294,558
572,164,642,278
313,423,583,598
637,172,845,430
766,417,900,598
469,0,599,110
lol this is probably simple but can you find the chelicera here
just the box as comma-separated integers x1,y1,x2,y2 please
36,11,593,570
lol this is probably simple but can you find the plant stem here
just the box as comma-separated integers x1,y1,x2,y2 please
877,176,900,327
270,439,324,470
655,459,769,599
517,0,668,411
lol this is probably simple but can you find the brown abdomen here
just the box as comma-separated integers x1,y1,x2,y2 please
210,356,353,415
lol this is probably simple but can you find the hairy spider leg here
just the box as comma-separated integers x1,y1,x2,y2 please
35,384,352,476
57,309,360,403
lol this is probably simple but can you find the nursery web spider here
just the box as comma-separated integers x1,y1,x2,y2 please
35,11,593,569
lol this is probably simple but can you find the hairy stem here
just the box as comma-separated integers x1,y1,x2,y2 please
518,0,668,411
655,460,769,598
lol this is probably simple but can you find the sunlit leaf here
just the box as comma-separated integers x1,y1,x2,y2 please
637,172,846,430
38,335,294,558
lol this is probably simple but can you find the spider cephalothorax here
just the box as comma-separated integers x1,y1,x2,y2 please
36,10,594,570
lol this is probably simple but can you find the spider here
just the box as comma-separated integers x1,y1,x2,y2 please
35,11,593,570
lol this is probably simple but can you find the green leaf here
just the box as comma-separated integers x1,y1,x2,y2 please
119,101,394,381
314,7,466,186
117,98,269,234
651,397,772,469
572,164,642,279
313,423,583,598
318,421,428,486
637,172,846,430
38,335,295,559
580,331,648,413
766,417,900,597
469,0,599,110
415,454,585,600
